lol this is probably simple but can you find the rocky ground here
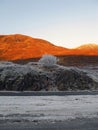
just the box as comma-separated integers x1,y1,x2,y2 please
0,95,98,129
0,61,98,91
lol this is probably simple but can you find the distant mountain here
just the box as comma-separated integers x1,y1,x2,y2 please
77,43,98,50
0,34,69,60
73,43,98,55
0,34,98,61
58,43,98,66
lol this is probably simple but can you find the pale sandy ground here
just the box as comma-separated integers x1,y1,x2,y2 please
0,95,98,122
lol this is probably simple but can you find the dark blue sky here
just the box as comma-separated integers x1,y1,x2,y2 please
0,0,98,48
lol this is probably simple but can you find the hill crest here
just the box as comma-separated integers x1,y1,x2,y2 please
76,43,98,50
0,34,68,60
0,34,98,60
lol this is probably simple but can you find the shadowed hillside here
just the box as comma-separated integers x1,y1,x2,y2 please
13,55,98,66
58,55,98,66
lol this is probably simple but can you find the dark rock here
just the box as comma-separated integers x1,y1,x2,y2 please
55,68,98,91
0,62,98,91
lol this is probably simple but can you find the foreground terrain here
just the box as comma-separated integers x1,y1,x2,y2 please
0,118,98,130
0,95,98,129
0,62,98,91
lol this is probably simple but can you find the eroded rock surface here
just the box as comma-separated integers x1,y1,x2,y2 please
0,62,98,91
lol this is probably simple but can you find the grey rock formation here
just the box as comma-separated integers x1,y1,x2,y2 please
0,62,98,91
55,68,98,91
0,62,46,91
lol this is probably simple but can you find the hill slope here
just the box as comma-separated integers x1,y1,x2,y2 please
77,43,98,50
0,34,98,61
72,44,98,55
0,34,69,60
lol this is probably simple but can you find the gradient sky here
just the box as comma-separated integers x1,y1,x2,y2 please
0,0,98,48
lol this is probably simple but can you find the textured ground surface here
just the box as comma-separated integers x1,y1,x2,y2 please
0,62,98,91
0,95,98,129
0,95,98,121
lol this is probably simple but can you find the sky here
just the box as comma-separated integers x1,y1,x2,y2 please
0,0,98,48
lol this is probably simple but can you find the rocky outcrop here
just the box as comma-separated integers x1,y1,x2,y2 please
0,62,46,91
55,68,98,91
0,62,98,91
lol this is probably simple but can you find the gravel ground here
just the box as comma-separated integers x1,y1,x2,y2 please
0,95,98,122
0,95,98,129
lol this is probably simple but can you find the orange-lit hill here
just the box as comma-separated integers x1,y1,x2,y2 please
0,34,69,60
0,34,98,61
72,44,98,55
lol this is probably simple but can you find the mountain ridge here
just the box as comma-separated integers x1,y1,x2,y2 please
0,34,98,61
